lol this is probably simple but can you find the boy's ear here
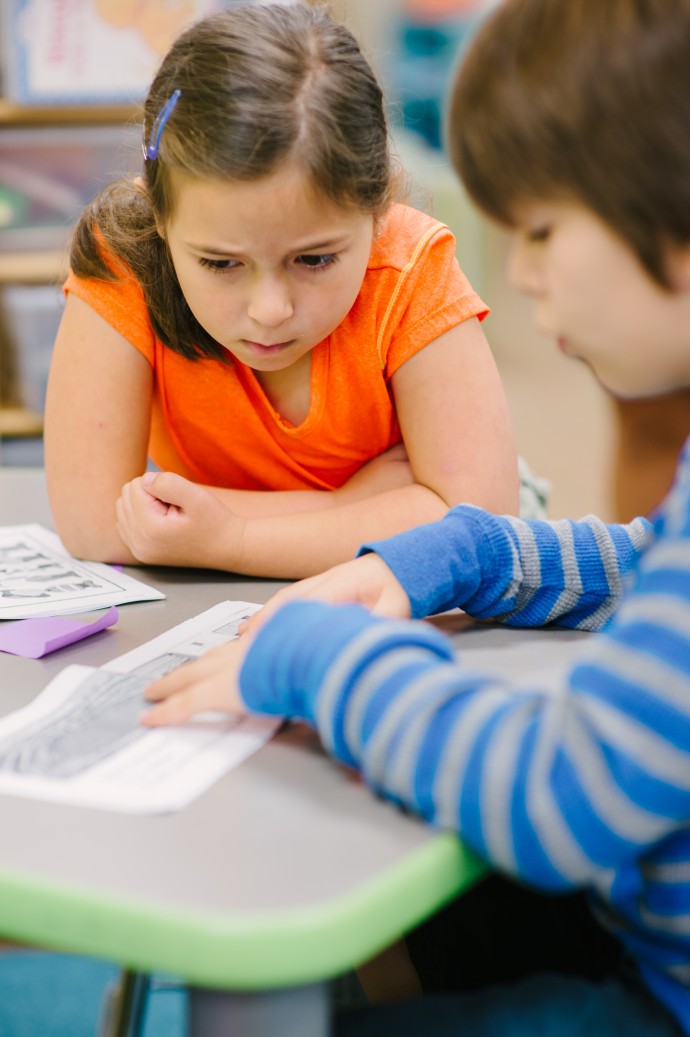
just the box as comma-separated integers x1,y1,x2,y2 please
668,241,690,292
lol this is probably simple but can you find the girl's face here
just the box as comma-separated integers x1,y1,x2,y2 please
508,200,690,399
160,163,375,373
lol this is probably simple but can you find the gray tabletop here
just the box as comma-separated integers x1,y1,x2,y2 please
0,468,498,992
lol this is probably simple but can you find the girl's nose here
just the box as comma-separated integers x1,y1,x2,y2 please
508,238,543,298
247,275,294,328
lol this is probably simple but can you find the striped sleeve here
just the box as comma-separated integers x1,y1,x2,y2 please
240,515,690,893
359,506,652,630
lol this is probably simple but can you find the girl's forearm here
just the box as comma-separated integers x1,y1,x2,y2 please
223,484,452,578
209,448,414,518
209,485,341,517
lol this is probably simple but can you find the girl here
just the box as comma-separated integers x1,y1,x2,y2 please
43,1,519,579
144,0,690,1034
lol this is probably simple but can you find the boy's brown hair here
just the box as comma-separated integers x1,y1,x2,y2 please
70,2,396,360
448,0,690,287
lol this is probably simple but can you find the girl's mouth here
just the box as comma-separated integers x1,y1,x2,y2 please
243,340,295,356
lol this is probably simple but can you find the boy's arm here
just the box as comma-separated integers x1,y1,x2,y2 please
246,505,652,629
361,506,652,630
142,479,687,893
240,525,690,891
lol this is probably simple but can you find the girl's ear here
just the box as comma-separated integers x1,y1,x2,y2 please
134,175,167,240
372,207,389,240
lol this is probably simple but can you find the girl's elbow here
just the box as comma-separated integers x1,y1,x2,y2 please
440,481,519,517
52,519,126,565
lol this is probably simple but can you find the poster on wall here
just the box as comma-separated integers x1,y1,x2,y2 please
1,0,231,104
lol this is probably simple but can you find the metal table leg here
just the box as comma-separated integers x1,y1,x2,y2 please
189,981,330,1037
97,970,151,1037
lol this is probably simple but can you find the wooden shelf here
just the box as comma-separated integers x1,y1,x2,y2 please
0,99,138,126
0,406,44,438
0,251,69,284
0,101,135,439
0,100,138,285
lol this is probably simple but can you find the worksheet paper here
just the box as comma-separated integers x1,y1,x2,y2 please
0,601,280,813
0,524,165,618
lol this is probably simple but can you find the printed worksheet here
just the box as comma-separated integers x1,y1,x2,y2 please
0,525,165,619
0,601,280,812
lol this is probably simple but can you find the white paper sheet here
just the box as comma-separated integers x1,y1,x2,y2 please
0,601,280,813
0,524,165,618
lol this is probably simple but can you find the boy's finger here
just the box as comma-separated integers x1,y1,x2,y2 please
144,675,183,702
140,697,189,727
239,604,276,636
144,660,207,701
240,578,323,634
141,680,214,725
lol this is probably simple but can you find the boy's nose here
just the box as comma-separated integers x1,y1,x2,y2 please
508,240,543,298
247,276,294,327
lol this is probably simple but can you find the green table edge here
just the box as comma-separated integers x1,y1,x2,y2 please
0,833,485,989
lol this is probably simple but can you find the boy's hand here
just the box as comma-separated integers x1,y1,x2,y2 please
141,637,250,726
141,552,410,726
243,552,411,636
116,471,244,568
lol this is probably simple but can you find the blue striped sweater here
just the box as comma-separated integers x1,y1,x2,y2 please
241,438,690,1033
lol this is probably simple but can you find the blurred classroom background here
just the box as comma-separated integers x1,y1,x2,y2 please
0,0,615,520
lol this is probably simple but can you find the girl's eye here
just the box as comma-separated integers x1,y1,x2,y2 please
526,226,551,243
198,257,241,273
295,253,338,271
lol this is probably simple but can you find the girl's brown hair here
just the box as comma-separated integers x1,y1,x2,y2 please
448,0,690,287
70,2,397,359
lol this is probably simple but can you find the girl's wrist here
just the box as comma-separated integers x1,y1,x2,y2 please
221,512,251,574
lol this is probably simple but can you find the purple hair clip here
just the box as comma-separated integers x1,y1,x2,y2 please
143,89,181,161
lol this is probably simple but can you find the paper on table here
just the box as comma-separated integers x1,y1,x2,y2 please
0,524,165,619
0,601,280,813
0,606,119,658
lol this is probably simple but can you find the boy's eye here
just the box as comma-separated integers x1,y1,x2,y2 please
526,226,551,243
295,253,337,270
198,257,241,272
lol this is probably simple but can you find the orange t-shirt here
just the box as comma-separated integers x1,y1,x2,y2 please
64,203,488,491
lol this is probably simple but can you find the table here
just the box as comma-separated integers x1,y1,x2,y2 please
0,468,499,1037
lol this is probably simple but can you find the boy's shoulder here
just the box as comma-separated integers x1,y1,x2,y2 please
369,203,453,271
